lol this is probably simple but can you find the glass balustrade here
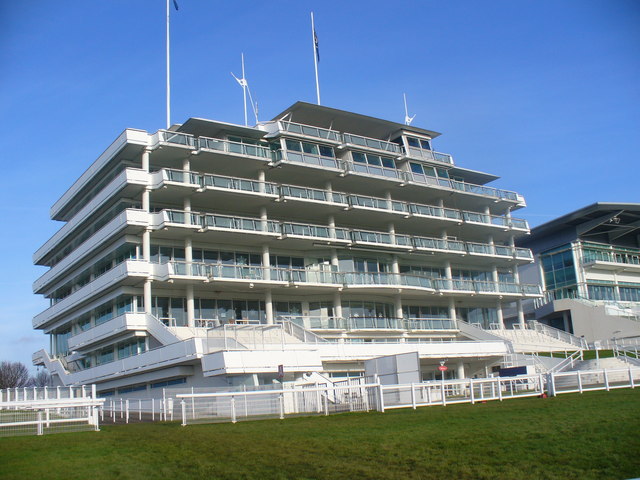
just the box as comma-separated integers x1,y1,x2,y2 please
404,318,457,330
285,151,338,168
280,121,341,142
342,133,402,154
197,136,272,159
158,131,196,147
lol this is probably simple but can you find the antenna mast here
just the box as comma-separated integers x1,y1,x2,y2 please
404,93,416,126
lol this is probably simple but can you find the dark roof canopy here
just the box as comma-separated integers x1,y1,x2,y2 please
521,203,640,250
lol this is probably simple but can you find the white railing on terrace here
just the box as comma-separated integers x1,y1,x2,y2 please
342,133,403,154
197,136,272,160
158,209,535,263
527,320,589,349
279,121,341,142
157,169,529,231
406,146,454,164
163,262,540,296
281,316,457,332
155,130,197,148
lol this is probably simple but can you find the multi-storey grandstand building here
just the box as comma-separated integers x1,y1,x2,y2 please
33,102,541,394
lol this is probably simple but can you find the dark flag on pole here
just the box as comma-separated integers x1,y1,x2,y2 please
314,29,320,63
173,0,179,10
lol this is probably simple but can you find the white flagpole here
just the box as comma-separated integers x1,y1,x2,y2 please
241,53,248,127
311,12,320,105
166,0,171,129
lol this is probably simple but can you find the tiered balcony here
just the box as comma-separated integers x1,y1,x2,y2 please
285,316,458,332
157,261,542,297
155,209,534,263
153,168,529,232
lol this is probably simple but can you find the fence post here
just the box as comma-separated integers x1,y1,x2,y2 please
324,389,329,416
577,371,583,394
497,378,503,402
378,384,385,413
441,380,446,406
315,384,321,413
411,383,416,410
191,387,195,420
37,411,43,436
426,385,432,405
629,367,635,389
231,396,237,424
181,400,187,426
470,379,475,404
279,393,285,419
125,399,130,423
603,369,610,391
152,398,155,421
93,405,100,431
139,399,142,420
547,373,556,397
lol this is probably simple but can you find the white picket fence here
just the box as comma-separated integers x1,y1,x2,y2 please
175,367,640,427
0,385,104,437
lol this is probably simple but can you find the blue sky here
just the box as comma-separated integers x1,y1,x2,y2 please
0,0,638,369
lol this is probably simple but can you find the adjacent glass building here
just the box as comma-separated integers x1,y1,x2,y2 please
518,203,640,341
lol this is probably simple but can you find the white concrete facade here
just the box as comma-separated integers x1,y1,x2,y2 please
33,102,539,394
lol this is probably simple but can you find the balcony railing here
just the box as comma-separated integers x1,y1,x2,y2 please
280,185,348,205
406,147,454,165
286,316,457,331
201,173,278,195
156,169,528,231
157,130,196,148
158,209,533,261
163,262,541,296
342,133,403,154
198,136,272,160
341,159,401,179
280,121,341,142
284,151,338,169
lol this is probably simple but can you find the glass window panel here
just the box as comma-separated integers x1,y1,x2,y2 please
352,152,367,163
410,163,423,174
285,139,301,151
319,145,334,157
407,137,420,147
420,139,432,150
366,155,382,166
381,157,395,169
302,142,319,155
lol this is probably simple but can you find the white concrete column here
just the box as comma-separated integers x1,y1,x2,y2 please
184,197,191,225
262,244,270,281
394,294,403,320
328,215,336,239
444,260,452,290
260,207,268,232
142,229,151,262
142,188,150,212
330,249,339,268
448,297,457,322
517,299,525,328
325,181,333,203
484,205,491,224
388,222,396,244
258,170,266,194
265,290,273,325
186,285,195,328
144,279,152,314
182,157,190,172
185,237,193,276
385,191,392,209
333,291,342,320
496,300,505,329
141,149,150,172
456,360,465,380
391,255,400,274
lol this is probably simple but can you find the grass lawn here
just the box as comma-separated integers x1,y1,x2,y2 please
1,389,639,480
